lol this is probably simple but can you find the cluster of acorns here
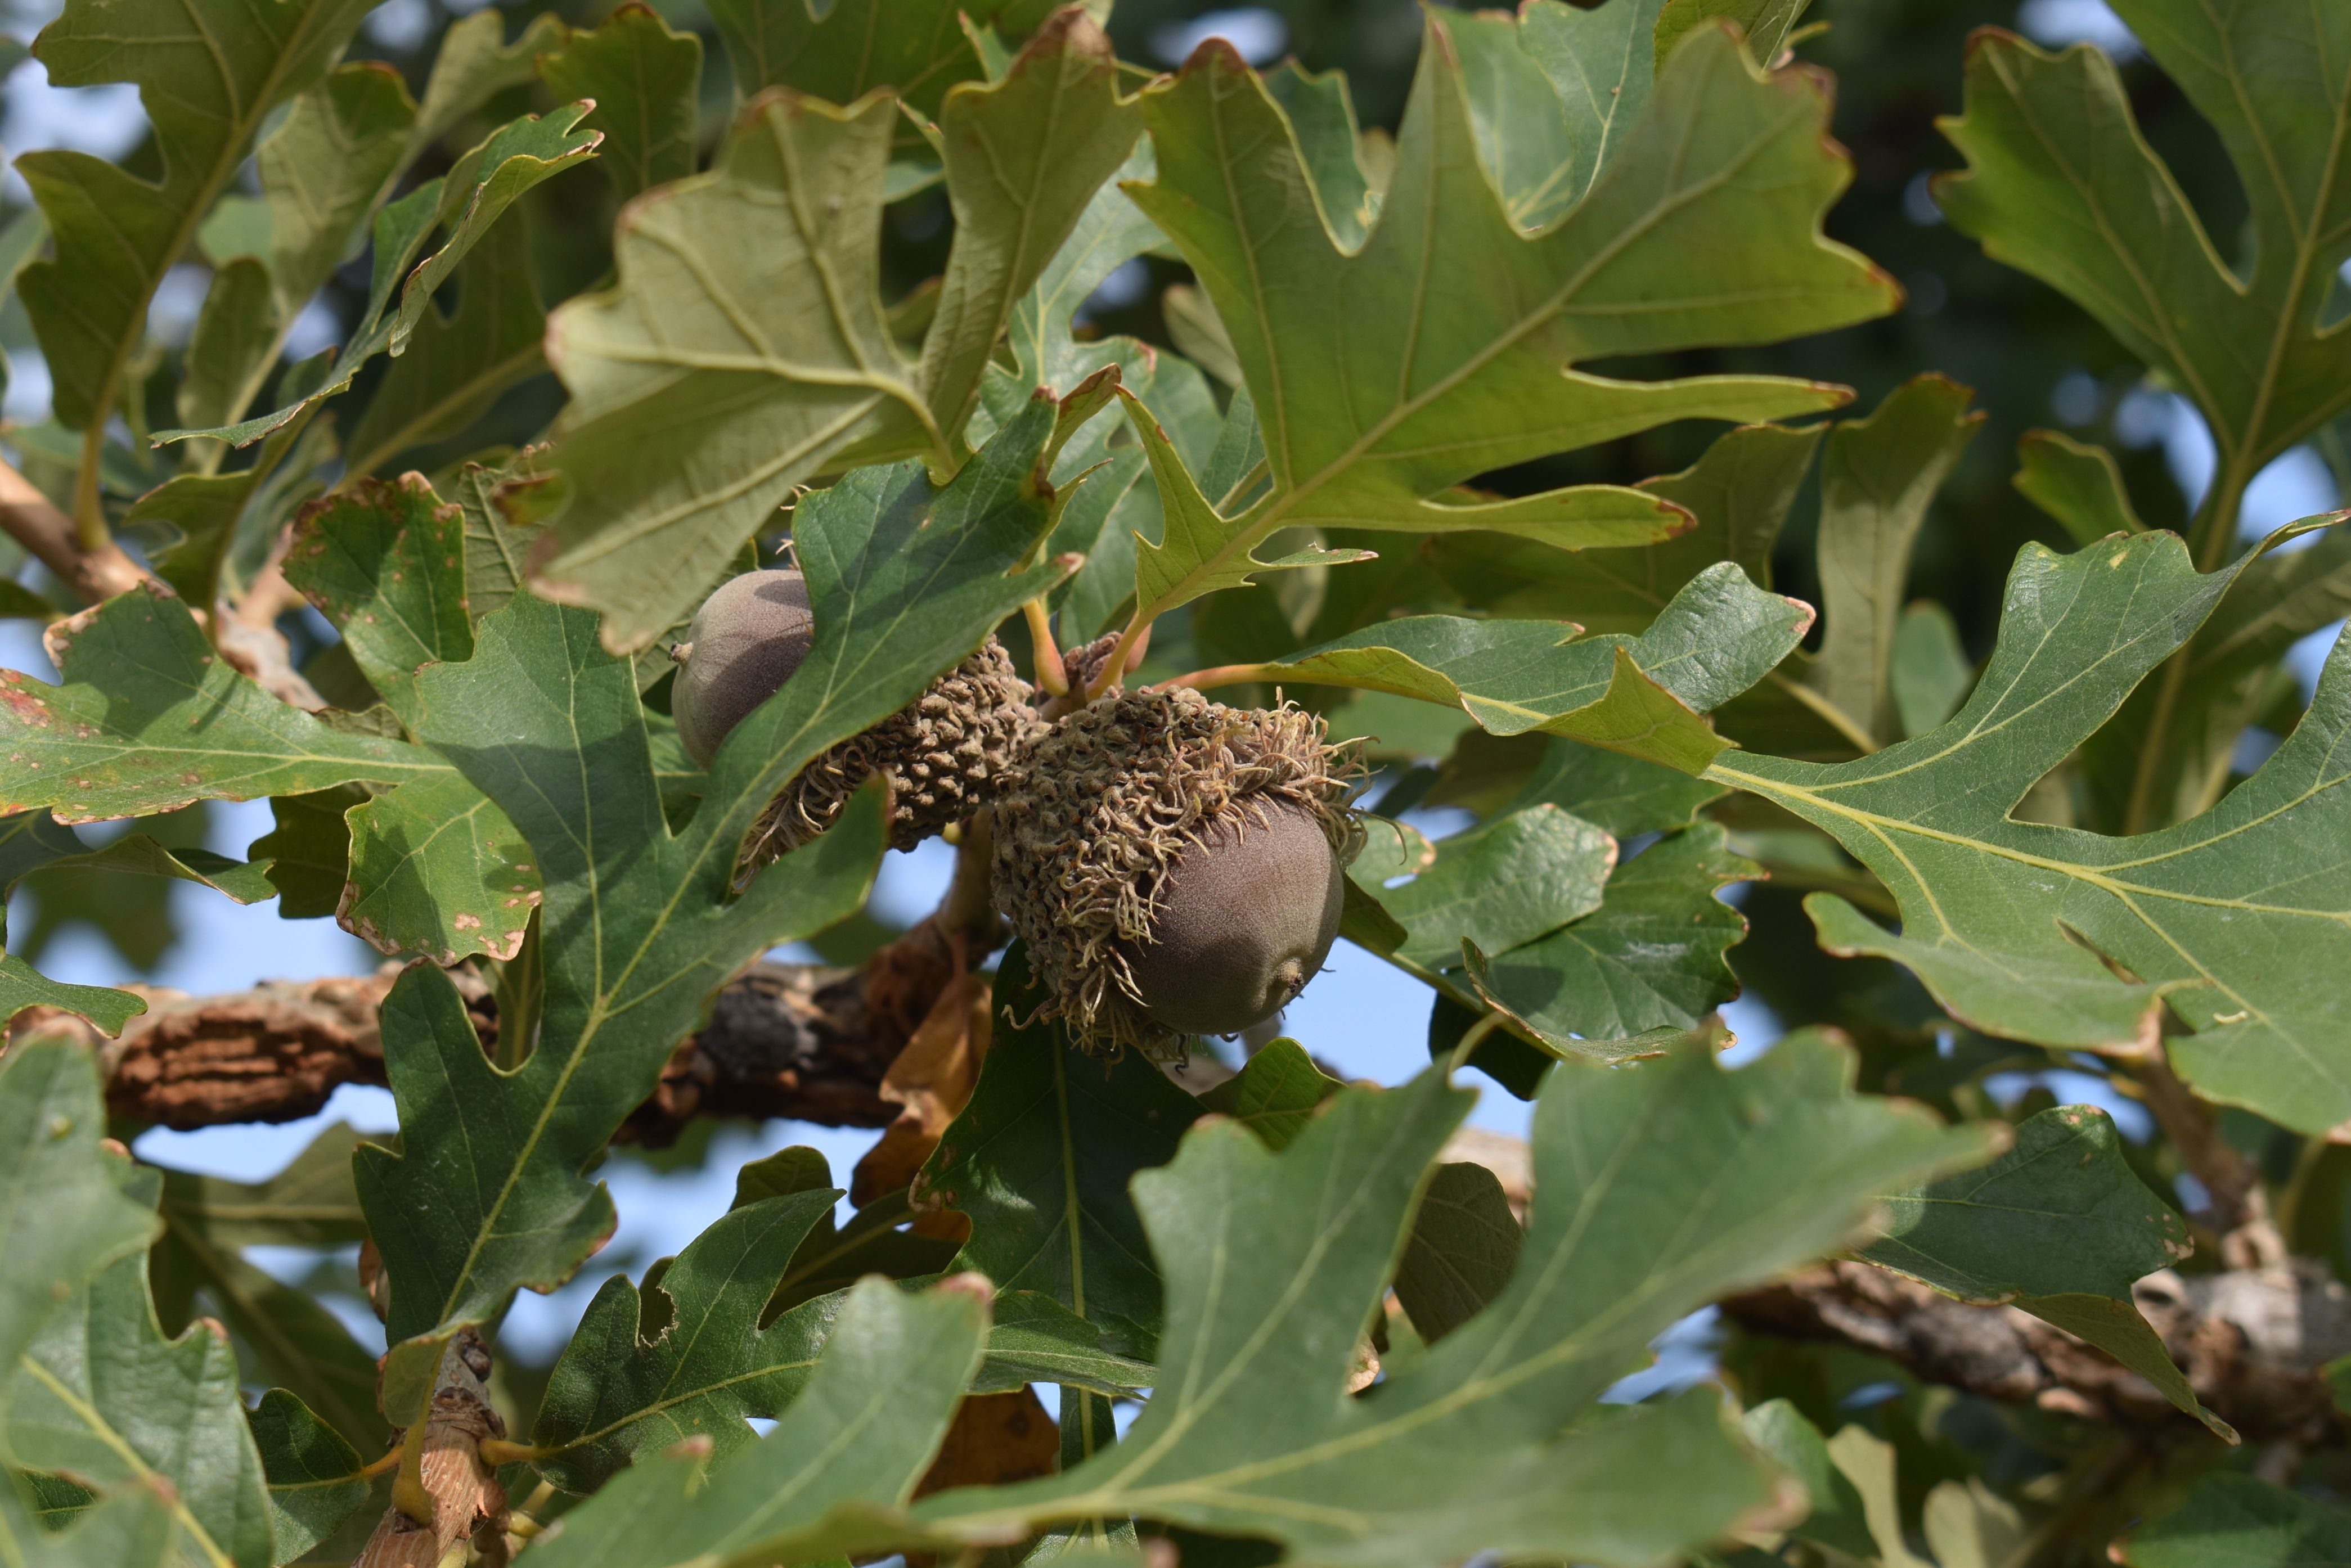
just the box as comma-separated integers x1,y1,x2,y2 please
671,567,1356,1055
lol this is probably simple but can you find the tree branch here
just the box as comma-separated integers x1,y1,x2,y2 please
1721,1258,2351,1444
0,455,149,605
3,926,969,1136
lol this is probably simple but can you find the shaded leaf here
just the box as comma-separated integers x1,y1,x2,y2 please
1859,1102,2220,1436
971,1291,1156,1399
1807,375,1983,746
1739,1400,1875,1559
1890,602,1974,740
530,1189,842,1493
2014,429,2145,545
158,104,602,450
2123,1474,2351,1568
916,944,1201,1358
341,214,547,480
1463,822,1757,1046
1428,420,1823,633
516,1277,988,1568
246,1389,368,1562
541,4,703,204
1392,1161,1521,1343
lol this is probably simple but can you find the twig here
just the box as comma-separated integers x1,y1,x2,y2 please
2127,1046,2283,1267
0,455,149,605
1023,600,1069,697
355,1330,509,1567
215,529,328,710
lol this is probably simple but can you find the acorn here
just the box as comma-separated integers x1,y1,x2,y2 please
992,685,1357,1055
669,567,1042,859
672,569,814,769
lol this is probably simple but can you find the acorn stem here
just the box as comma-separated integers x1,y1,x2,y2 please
1024,599,1069,696
1156,662,1270,693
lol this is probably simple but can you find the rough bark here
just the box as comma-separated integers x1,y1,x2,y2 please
2,927,961,1135
1722,1258,2351,1445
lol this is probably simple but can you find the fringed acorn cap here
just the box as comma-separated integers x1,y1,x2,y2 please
991,685,1357,1057
744,637,1043,864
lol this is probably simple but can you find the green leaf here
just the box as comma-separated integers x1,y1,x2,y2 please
531,88,920,654
17,0,375,521
1859,1102,2222,1437
915,11,1144,441
253,60,415,326
887,1034,1982,1567
1738,1400,1876,1559
2123,1474,2351,1568
175,260,277,438
1118,15,1892,628
729,1154,960,1317
246,1389,368,1562
1890,602,1974,740
1462,822,1758,1046
541,4,704,205
131,404,332,613
1428,420,1823,633
285,472,546,962
1939,8,2351,531
704,0,1018,128
0,1040,158,1377
149,1133,381,1454
341,214,547,480
410,10,569,159
0,1483,179,1568
1704,527,2351,1134
1225,561,1814,773
916,944,1202,1357
971,1291,1157,1399
0,586,447,825
514,1277,988,1568
1507,736,1725,838
1806,375,1983,746
0,1042,178,1565
246,787,366,919
1364,804,1615,968
1194,1038,1342,1151
1392,1161,1522,1343
157,103,602,450
1656,0,1812,66
531,1189,841,1492
10,1240,275,1568
340,770,542,964
363,402,1071,1382
286,475,472,723
1449,0,1665,233
2088,526,2351,832
2013,429,2145,546
450,449,554,623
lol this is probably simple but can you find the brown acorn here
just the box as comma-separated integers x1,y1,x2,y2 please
991,684,1357,1055
669,567,1041,859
